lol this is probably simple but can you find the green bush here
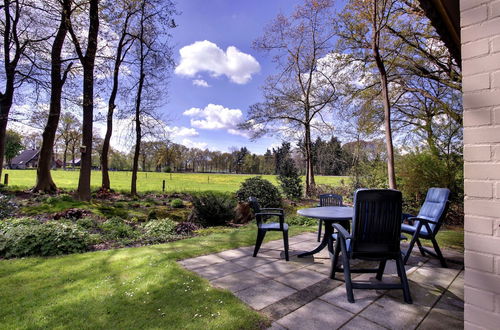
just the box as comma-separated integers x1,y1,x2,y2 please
140,218,177,243
170,198,184,208
190,192,236,227
236,176,282,208
76,217,96,229
397,151,463,222
286,215,317,226
0,218,90,258
278,158,303,200
99,217,136,240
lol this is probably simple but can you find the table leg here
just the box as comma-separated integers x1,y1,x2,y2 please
298,220,333,258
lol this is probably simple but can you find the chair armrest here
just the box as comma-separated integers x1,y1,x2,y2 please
408,217,439,225
332,223,351,239
260,208,284,214
255,212,283,217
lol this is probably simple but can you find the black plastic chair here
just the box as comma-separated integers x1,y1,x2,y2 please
248,197,289,261
401,188,450,267
317,194,343,242
330,189,412,304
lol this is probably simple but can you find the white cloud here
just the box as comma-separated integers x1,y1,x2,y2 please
166,126,199,137
175,40,260,84
183,104,247,136
192,79,210,87
182,138,208,149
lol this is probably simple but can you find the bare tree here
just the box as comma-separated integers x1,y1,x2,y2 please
100,1,136,191
241,0,338,196
128,0,175,196
34,0,73,192
370,0,397,189
0,0,46,175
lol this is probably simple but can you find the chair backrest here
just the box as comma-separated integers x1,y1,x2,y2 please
416,187,450,234
351,189,403,258
319,193,343,207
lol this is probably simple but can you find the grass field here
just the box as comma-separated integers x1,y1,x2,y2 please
3,169,348,193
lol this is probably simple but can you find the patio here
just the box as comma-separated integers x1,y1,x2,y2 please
179,232,464,329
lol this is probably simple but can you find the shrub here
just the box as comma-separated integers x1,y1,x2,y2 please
190,192,236,227
170,198,184,208
99,217,136,240
0,194,18,220
286,215,317,226
174,221,199,235
140,218,177,243
278,158,303,200
0,218,90,258
236,176,282,208
147,209,158,220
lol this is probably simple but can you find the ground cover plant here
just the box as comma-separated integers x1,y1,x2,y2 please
2,169,347,193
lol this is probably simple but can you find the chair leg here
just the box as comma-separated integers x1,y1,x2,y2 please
416,238,426,256
253,230,266,257
317,219,322,242
339,239,354,303
396,256,412,304
430,236,448,268
330,239,341,279
283,230,289,261
403,232,419,265
376,260,386,281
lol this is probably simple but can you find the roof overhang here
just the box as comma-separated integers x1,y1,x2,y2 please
418,0,461,67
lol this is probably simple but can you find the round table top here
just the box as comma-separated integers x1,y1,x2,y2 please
297,206,353,220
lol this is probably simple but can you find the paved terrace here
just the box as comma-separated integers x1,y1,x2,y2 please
179,232,464,329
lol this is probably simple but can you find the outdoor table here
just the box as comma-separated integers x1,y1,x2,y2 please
297,206,353,258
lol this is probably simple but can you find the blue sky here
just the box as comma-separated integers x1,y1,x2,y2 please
160,0,306,154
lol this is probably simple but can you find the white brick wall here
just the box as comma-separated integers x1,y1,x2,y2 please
462,0,500,328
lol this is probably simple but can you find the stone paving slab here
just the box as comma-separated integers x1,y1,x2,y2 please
178,233,464,329
211,269,270,292
275,299,354,330
192,260,246,280
359,296,430,329
340,315,387,330
253,260,307,277
275,268,326,290
234,279,297,310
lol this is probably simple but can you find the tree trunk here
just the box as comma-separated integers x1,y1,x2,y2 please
304,122,316,196
34,0,71,192
372,0,397,189
76,0,99,201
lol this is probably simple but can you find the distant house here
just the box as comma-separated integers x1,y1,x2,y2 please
9,150,63,169
9,149,39,169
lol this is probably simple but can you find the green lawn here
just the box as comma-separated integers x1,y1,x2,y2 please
0,225,314,329
3,169,347,193
0,223,463,329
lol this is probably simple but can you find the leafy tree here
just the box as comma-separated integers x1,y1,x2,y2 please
278,157,303,200
4,129,23,167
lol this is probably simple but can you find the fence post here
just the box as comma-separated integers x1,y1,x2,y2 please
3,173,8,185
162,180,165,192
